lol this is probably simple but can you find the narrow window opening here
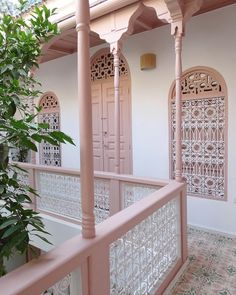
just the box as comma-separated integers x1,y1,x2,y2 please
39,92,61,167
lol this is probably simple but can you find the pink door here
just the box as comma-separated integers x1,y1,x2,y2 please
92,83,104,171
92,78,132,174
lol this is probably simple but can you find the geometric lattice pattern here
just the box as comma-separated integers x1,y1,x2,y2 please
43,274,71,295
94,178,110,223
37,172,81,220
0,0,44,16
170,69,226,200
110,197,180,295
170,227,236,294
36,171,110,224
17,169,29,187
39,93,61,166
91,51,128,82
121,182,160,208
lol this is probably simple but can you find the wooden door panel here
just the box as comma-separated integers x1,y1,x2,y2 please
91,83,104,171
92,79,131,174
102,80,131,174
120,86,131,174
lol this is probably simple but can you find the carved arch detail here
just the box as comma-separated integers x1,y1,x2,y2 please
90,2,145,44
170,66,227,99
90,48,130,81
169,66,227,201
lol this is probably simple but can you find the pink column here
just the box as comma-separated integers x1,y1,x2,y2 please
76,0,95,238
174,30,183,182
111,42,121,174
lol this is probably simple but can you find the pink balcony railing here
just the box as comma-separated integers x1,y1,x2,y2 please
1,163,187,295
16,163,164,224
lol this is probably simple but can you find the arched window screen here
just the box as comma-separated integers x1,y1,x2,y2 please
90,49,129,81
170,67,227,200
38,92,61,166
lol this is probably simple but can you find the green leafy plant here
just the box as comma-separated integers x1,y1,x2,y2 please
0,1,74,276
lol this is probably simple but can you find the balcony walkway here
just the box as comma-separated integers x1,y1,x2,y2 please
169,226,236,295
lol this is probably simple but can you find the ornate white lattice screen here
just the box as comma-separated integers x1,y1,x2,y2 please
91,50,128,81
170,68,227,200
39,93,61,166
110,197,180,294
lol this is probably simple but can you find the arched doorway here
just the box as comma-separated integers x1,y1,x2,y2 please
38,92,61,166
169,66,227,200
91,48,132,173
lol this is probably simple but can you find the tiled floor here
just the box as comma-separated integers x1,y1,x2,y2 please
169,227,236,295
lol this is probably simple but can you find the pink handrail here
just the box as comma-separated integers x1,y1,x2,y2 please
15,162,170,186
0,180,187,295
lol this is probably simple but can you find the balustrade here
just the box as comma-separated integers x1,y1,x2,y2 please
0,169,187,295
16,163,162,224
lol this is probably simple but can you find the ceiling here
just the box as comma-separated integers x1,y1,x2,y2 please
40,0,236,63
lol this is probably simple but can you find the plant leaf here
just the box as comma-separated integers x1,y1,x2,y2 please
0,219,18,230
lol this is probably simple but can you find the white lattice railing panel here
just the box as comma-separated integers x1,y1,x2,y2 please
36,172,110,223
121,182,160,208
94,178,110,223
171,96,226,200
17,169,30,187
110,197,180,295
37,172,82,220
43,273,71,295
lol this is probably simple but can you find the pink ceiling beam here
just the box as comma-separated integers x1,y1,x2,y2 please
76,0,95,238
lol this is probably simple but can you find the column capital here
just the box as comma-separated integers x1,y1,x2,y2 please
174,29,183,55
171,20,184,36
91,2,143,45
110,41,123,56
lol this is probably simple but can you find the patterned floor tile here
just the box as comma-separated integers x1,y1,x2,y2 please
168,227,236,295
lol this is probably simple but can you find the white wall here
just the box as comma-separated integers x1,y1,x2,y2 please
36,53,80,168
123,5,236,234
30,214,81,252
36,4,236,234
180,5,236,235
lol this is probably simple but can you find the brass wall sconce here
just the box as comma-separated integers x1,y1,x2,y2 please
140,53,156,70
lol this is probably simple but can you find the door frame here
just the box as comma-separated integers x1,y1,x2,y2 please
90,48,133,174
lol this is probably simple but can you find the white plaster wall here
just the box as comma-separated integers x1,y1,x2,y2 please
123,4,236,234
123,5,236,234
36,4,236,234
123,21,174,180
182,5,236,235
36,53,80,168
30,214,81,252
